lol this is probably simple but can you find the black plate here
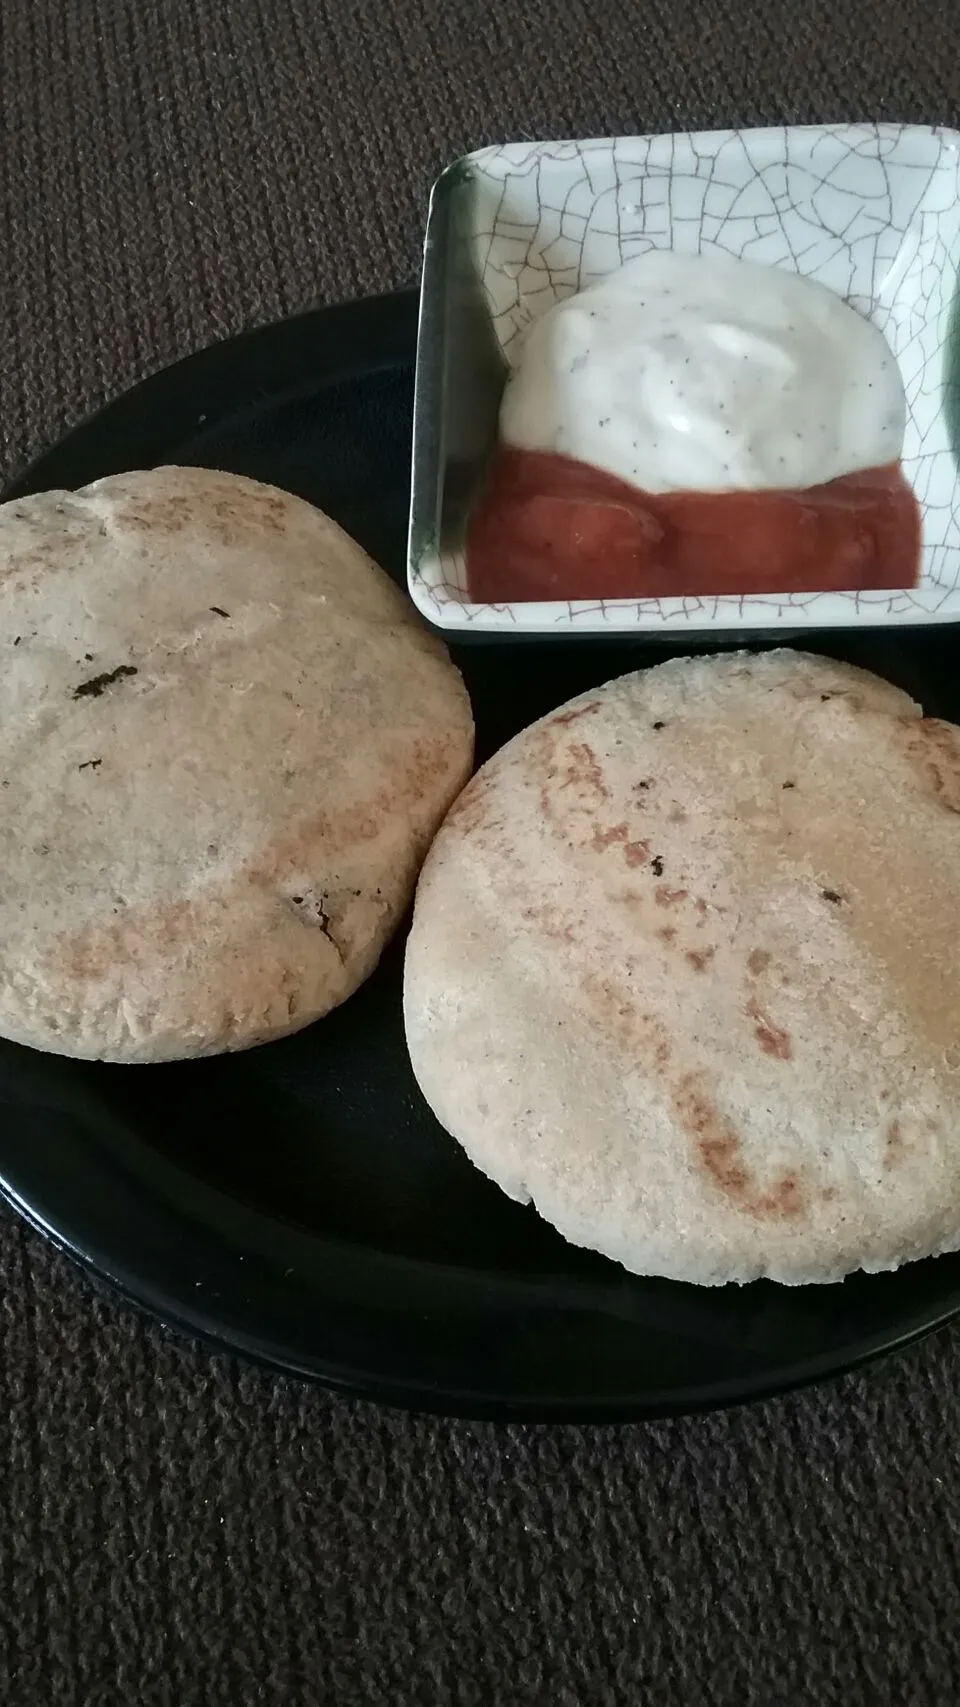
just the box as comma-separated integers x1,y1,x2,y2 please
2,289,960,1420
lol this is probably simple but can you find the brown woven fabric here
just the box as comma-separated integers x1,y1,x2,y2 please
2,0,960,1701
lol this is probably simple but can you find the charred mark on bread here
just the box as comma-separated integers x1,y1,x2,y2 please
74,664,138,700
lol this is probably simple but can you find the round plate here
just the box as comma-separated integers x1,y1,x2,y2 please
2,289,959,1420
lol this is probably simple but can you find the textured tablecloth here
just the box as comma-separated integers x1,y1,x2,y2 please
2,2,960,1701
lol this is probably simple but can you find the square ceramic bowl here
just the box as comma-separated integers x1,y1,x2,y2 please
408,123,960,637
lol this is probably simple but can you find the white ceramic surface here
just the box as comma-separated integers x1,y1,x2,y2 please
409,124,960,635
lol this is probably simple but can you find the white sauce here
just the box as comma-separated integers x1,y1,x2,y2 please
499,251,906,494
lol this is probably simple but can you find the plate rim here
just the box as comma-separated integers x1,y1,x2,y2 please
3,1174,949,1427
3,1152,957,1423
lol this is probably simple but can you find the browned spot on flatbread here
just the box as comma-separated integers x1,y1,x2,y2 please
884,1118,905,1170
46,734,455,986
559,741,609,799
447,773,494,835
686,947,716,972
271,736,450,866
655,885,688,907
575,966,807,1223
592,822,628,851
578,971,670,1062
899,716,960,813
521,903,576,944
117,478,290,544
581,972,640,1038
745,997,792,1060
548,701,601,727
657,926,676,943
673,1075,806,1220
592,824,650,866
115,493,196,533
54,895,197,984
753,1177,803,1217
210,489,288,535
747,949,771,975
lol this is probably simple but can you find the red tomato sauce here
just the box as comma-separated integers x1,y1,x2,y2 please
465,448,921,603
